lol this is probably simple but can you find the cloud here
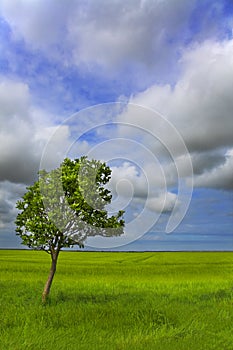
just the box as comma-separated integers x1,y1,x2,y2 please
0,78,71,184
191,152,226,175
109,162,148,198
68,0,195,71
108,162,177,214
194,152,233,190
0,181,26,229
126,39,233,190
1,0,230,83
131,39,233,150
0,77,73,238
145,192,177,213
0,0,71,51
0,1,232,248
0,1,193,61
0,79,38,183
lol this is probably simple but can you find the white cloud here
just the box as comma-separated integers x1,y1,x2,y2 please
146,192,177,213
68,0,195,70
109,162,147,198
108,162,178,214
0,78,71,183
0,1,232,247
125,39,233,190
0,79,30,118
0,78,75,239
194,153,233,190
0,0,198,76
131,39,233,151
0,0,71,50
0,79,38,183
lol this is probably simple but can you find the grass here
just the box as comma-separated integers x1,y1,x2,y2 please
0,250,232,349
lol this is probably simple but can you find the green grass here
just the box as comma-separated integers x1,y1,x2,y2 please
0,250,232,350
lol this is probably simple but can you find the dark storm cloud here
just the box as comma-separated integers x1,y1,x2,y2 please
0,80,40,184
0,181,26,229
191,153,226,175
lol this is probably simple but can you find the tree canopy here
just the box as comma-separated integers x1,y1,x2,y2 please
15,157,124,302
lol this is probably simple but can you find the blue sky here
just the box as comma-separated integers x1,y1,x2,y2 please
0,0,232,250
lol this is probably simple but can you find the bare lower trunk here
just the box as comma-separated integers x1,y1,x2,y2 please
42,250,59,303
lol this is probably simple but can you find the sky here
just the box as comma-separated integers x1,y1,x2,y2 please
0,0,232,251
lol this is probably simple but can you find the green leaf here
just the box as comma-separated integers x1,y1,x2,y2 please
15,157,125,253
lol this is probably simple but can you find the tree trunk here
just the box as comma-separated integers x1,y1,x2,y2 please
42,250,59,303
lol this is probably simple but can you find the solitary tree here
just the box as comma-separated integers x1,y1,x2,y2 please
15,157,124,303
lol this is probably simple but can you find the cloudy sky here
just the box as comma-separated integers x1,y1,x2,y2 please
0,0,232,250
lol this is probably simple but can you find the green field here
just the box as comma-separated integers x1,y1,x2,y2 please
0,250,232,350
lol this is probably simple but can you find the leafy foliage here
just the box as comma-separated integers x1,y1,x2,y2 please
15,157,125,253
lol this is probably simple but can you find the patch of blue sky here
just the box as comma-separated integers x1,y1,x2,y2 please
78,123,118,141
0,21,68,112
170,188,233,236
0,18,189,114
128,188,232,250
0,18,36,75
0,230,22,249
120,228,233,251
0,18,14,71
0,20,132,114
59,67,130,112
188,0,233,43
83,233,232,251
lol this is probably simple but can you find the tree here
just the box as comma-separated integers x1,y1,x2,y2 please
15,157,124,303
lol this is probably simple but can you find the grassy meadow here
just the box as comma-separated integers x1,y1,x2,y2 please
0,250,232,350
